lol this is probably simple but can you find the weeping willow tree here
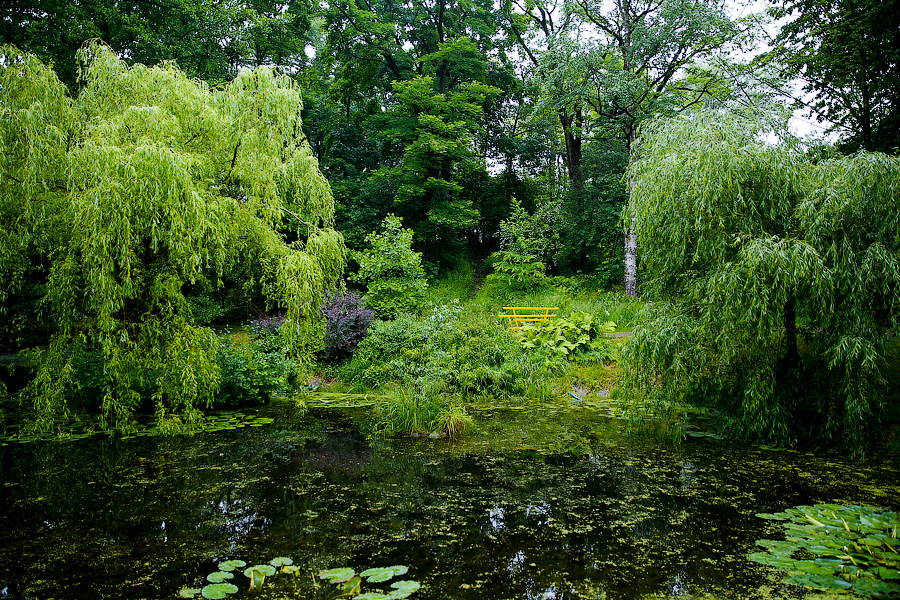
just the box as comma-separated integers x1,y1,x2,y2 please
0,42,345,433
623,112,900,453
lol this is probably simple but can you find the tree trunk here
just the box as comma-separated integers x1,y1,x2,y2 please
624,125,638,297
559,109,583,191
624,223,638,297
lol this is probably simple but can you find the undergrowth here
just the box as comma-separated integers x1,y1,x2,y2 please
322,268,646,436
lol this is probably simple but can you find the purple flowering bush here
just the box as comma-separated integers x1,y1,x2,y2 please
249,313,285,338
321,291,374,362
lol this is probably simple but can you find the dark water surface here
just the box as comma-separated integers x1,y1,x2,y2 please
0,400,897,600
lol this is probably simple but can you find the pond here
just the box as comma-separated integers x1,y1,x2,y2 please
0,399,897,600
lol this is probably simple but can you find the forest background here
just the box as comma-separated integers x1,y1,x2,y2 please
1,0,899,455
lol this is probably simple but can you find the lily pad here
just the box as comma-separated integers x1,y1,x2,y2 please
748,552,797,569
269,556,293,567
319,567,356,583
852,577,900,597
874,568,900,581
353,593,391,600
389,580,421,598
177,588,201,598
339,576,362,595
244,564,276,578
217,560,246,572
207,571,234,583
785,572,849,590
200,583,238,599
360,566,408,583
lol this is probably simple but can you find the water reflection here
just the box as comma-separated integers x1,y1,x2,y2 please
0,403,897,600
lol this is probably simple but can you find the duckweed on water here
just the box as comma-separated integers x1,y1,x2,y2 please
750,503,900,598
1,399,898,599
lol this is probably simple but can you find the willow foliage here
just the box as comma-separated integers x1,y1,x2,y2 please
0,43,345,432
623,112,900,452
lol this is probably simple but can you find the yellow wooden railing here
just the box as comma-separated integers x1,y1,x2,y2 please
499,306,558,330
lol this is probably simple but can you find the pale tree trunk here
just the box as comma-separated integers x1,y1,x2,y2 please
624,121,638,298
624,223,638,297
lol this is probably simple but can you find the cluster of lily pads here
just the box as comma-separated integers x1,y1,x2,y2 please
0,410,276,446
318,565,420,600
177,559,419,600
123,412,275,439
177,557,299,599
750,503,900,598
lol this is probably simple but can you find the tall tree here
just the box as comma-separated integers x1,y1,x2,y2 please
501,0,584,187
624,111,900,453
0,43,344,432
0,0,314,87
566,0,741,296
503,0,741,288
320,0,512,262
767,0,900,153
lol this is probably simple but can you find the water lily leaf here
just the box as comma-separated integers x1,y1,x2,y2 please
792,560,836,575
874,568,900,581
748,552,796,569
269,557,293,567
360,566,408,583
244,564,276,578
207,571,234,583
217,560,246,572
281,565,301,574
177,588,201,598
756,512,791,520
852,577,900,597
339,576,362,595
785,572,848,590
319,567,356,583
353,593,391,600
200,587,226,600
201,583,238,599
389,580,421,598
860,537,884,546
814,558,846,569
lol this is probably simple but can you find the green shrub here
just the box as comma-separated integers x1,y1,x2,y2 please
248,314,286,353
215,341,297,407
516,311,617,363
489,249,547,291
342,302,557,398
350,214,428,319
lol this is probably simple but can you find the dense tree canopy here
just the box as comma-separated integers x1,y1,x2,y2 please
623,112,900,452
0,43,344,432
768,0,900,153
0,0,314,87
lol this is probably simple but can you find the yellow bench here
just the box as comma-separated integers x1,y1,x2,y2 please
499,306,558,330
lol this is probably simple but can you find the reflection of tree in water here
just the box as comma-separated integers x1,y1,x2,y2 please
297,423,373,474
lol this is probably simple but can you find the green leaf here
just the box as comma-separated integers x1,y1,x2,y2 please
177,588,201,598
748,552,797,569
269,557,293,567
244,564,276,578
353,594,391,600
319,567,356,583
360,566,409,583
206,571,234,583
852,577,900,597
389,580,421,598
200,583,238,599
